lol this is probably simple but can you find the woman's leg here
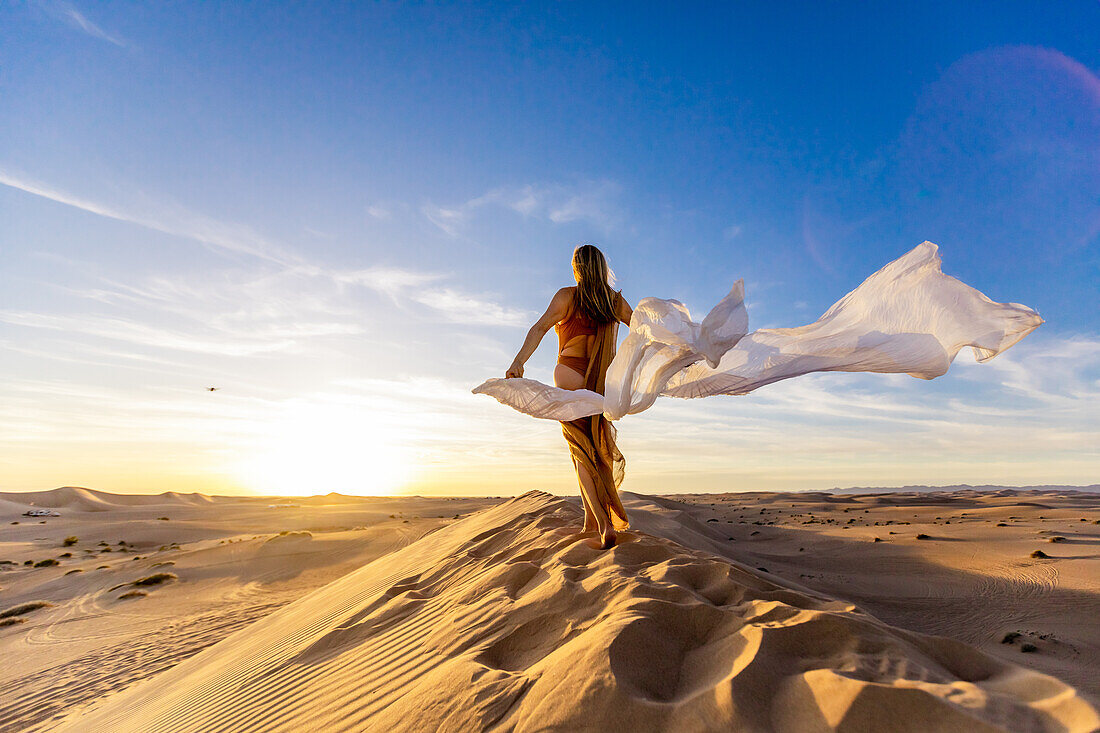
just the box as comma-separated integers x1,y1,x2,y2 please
575,460,598,531
574,460,617,548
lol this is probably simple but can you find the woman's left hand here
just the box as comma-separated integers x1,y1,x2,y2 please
506,362,524,379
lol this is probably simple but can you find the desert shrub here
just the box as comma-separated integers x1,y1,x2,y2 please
915,534,930,540
65,569,83,575
131,573,177,586
1031,550,1049,558
0,618,26,627
63,536,78,546
275,530,312,539
59,552,72,558
0,601,53,619
118,590,147,600
34,558,60,567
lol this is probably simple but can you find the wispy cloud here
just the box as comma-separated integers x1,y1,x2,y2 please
0,309,360,356
2,168,530,331
330,265,532,325
422,179,624,236
331,266,444,298
62,4,124,46
34,1,125,47
952,333,1100,406
0,169,295,264
8,259,528,370
411,288,532,327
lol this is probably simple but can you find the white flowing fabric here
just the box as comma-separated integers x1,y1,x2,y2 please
472,242,1043,422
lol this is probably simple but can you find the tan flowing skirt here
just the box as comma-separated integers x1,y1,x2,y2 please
560,319,629,531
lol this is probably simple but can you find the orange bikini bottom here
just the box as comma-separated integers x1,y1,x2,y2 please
557,355,588,376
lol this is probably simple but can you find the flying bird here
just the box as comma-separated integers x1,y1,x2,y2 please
207,387,219,392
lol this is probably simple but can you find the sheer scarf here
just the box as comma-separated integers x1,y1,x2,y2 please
560,317,629,531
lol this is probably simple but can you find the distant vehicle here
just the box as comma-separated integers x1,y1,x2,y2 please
23,509,60,517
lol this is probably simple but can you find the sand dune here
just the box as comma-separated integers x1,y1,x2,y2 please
829,485,1100,495
8,486,216,512
657,489,1100,703
0,489,496,731
52,491,1097,733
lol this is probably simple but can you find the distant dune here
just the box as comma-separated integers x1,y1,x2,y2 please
827,484,1100,495
57,491,1096,732
2,486,217,512
0,487,459,510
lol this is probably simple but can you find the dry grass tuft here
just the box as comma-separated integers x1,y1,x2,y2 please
1,601,53,619
131,572,177,587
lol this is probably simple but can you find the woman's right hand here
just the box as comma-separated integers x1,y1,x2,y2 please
505,362,524,379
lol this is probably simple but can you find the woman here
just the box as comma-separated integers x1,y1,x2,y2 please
505,244,633,549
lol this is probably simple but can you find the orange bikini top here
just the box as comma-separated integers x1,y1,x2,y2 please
555,311,598,347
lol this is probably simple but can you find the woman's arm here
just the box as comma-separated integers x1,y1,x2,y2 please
506,287,573,378
615,291,633,326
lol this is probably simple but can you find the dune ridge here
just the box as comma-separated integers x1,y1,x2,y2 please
56,491,1097,733
827,485,1100,495
2,487,216,512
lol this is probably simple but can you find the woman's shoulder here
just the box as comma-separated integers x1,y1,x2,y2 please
551,286,577,324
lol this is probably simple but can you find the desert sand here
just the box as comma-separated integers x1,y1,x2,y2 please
1,486,1097,732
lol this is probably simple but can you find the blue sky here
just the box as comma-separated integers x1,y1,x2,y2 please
1,2,1097,495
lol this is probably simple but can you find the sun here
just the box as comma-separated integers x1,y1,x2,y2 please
236,403,415,497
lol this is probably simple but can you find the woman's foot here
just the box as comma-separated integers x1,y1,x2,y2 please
598,526,618,549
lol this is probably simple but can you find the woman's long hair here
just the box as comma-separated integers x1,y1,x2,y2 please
570,244,619,323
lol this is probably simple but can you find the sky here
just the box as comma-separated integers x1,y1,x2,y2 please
1,1,1098,497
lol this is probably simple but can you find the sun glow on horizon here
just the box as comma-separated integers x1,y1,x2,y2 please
235,404,416,497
